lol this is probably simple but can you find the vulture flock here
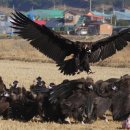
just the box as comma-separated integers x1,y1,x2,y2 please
0,75,130,124
0,10,128,127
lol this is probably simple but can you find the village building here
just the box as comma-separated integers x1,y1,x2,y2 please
25,9,64,20
64,10,82,26
99,23,113,35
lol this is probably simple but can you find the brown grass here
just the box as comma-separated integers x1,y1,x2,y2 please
0,60,130,88
0,60,129,130
0,39,52,63
0,36,130,68
0,6,13,15
0,119,123,130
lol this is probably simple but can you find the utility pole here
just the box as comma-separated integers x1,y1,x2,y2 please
60,0,62,5
123,0,125,9
53,0,56,10
113,11,117,26
64,4,66,11
89,0,92,12
13,4,15,13
11,4,15,36
102,4,105,23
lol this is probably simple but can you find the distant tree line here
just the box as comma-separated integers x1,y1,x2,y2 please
0,0,130,11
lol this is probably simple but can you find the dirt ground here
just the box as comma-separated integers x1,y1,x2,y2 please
0,60,129,130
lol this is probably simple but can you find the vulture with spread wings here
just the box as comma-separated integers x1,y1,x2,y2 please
11,11,130,75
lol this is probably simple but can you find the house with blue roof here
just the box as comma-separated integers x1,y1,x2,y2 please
114,10,130,20
92,11,113,20
46,18,64,31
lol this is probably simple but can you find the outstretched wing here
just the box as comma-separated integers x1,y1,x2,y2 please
50,79,86,103
89,28,130,63
11,11,79,63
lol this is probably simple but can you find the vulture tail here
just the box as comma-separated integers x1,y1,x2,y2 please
57,57,79,75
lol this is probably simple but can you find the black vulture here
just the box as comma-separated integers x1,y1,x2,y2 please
49,78,96,123
49,77,94,103
11,11,130,75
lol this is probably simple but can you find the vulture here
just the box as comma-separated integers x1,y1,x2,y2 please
11,11,130,75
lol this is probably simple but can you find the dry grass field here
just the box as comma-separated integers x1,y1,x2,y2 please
0,36,130,68
0,60,130,89
0,37,129,130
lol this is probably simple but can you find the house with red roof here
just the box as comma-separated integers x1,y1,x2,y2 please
34,20,46,25
86,12,103,21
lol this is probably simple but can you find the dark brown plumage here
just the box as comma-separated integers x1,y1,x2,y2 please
11,11,130,75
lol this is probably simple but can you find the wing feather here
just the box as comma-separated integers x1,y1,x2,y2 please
11,11,79,63
89,28,130,63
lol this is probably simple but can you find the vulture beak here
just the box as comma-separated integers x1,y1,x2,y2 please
85,45,88,49
88,85,93,90
112,86,118,91
48,85,52,89
4,93,9,97
87,49,91,53
84,44,91,53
